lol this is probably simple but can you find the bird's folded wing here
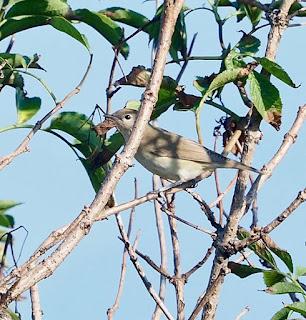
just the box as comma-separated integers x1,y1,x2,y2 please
143,125,228,164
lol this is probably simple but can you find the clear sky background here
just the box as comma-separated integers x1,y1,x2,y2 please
1,0,306,319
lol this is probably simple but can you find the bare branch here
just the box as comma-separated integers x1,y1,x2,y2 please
30,284,42,320
236,187,306,251
116,215,174,320
107,179,137,320
0,1,185,305
163,188,185,320
152,175,168,320
183,246,214,281
0,54,93,170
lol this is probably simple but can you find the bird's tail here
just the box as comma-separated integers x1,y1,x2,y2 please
221,158,261,174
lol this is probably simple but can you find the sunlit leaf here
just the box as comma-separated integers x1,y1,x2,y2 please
101,7,150,29
296,266,306,277
16,88,41,124
0,53,43,69
263,270,286,287
5,0,70,18
254,57,297,88
271,307,291,320
286,302,306,317
266,282,304,295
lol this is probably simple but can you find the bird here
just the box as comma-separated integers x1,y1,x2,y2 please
94,108,260,185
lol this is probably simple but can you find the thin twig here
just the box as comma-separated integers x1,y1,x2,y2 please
235,187,306,251
167,55,224,64
213,136,224,225
30,284,42,320
106,48,119,114
5,35,15,53
234,306,250,320
209,175,237,209
163,185,185,320
0,54,93,170
116,215,174,320
176,33,197,83
107,179,138,320
152,175,168,320
183,246,214,281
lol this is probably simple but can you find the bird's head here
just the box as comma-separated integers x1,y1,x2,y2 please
94,108,138,139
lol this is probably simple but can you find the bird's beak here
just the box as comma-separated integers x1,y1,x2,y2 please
94,114,117,136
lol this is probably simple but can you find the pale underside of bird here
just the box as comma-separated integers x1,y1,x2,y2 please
94,108,260,184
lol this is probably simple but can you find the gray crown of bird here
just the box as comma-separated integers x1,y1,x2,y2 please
94,108,260,183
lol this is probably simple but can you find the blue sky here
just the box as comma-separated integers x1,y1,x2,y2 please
1,0,306,319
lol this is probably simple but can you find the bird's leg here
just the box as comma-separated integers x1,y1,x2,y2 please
155,178,198,193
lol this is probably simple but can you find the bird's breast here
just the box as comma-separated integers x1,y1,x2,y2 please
135,149,204,181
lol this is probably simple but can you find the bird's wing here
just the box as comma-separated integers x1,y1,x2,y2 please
143,125,259,172
143,125,222,163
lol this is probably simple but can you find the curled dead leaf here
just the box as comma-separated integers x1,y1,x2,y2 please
94,118,116,136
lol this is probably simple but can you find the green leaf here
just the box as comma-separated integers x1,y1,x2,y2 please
224,50,246,70
254,57,297,88
263,270,286,287
101,7,150,29
5,0,70,18
286,302,306,317
0,16,50,42
0,69,24,89
269,246,293,273
237,34,261,55
0,200,21,214
80,158,108,193
16,88,41,124
266,282,305,295
0,215,14,228
49,16,89,50
72,9,129,59
271,307,291,320
147,4,187,61
296,266,306,277
0,15,89,50
249,71,282,130
238,228,277,269
49,112,113,191
0,53,43,69
228,261,263,278
243,4,262,26
194,68,245,112
49,112,100,157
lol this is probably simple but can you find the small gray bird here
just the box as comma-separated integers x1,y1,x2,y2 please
94,108,260,183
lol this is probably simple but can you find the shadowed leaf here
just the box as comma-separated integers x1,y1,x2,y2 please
249,71,282,130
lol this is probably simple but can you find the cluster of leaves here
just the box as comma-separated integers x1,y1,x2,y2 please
229,229,306,319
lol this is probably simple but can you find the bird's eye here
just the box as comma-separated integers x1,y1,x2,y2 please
125,114,131,120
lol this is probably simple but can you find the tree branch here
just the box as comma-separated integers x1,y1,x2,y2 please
0,0,185,306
